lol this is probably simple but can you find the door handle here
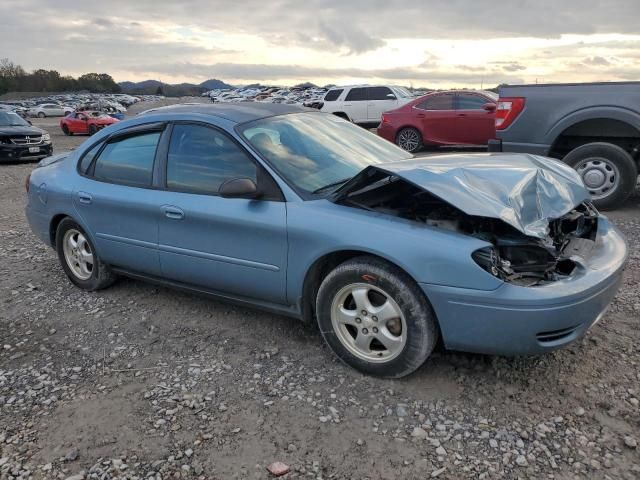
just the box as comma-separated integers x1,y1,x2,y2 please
457,113,468,117
416,114,425,118
77,192,92,204
161,205,184,220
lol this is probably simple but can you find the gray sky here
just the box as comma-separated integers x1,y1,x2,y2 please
1,0,639,86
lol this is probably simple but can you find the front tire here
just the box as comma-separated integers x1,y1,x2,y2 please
316,256,438,378
396,127,422,153
564,142,638,210
61,124,72,136
55,218,116,291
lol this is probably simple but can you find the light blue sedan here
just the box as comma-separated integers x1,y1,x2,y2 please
25,104,627,377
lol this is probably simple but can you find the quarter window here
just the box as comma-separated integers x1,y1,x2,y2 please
345,87,367,101
166,124,257,195
415,95,454,111
78,142,103,174
324,89,343,101
457,94,490,110
93,131,160,187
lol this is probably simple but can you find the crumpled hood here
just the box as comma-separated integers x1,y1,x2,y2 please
336,153,591,238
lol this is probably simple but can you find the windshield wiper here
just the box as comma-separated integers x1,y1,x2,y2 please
312,177,352,194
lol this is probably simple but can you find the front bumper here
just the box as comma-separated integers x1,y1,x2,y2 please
0,142,53,162
421,217,628,355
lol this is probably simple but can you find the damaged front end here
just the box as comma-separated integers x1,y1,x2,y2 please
332,158,599,287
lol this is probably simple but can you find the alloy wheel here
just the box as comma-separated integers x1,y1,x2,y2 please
330,283,407,363
397,129,420,152
62,229,94,280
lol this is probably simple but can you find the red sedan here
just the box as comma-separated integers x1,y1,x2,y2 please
60,111,119,136
377,90,498,152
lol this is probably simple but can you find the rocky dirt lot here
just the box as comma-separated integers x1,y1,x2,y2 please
1,100,639,480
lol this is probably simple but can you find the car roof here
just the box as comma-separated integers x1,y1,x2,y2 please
140,103,309,124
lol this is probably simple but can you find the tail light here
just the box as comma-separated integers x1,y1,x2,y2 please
381,114,390,124
25,173,31,192
495,97,525,130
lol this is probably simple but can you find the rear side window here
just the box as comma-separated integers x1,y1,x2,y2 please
415,95,454,111
166,124,257,195
324,89,343,101
93,131,160,187
367,86,394,100
345,87,367,101
457,94,490,110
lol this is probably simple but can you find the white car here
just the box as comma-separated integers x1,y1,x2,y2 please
320,85,414,126
28,103,74,118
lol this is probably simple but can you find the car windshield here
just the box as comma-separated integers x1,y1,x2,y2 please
0,111,29,127
393,87,413,98
239,112,412,196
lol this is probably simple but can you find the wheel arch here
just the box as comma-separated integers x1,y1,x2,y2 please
546,109,640,159
49,213,96,249
300,249,429,325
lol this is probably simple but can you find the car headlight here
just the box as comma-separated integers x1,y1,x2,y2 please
42,133,51,142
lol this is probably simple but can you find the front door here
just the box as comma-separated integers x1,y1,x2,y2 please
366,86,399,123
156,123,288,304
455,93,496,145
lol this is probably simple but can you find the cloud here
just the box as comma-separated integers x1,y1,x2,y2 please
583,56,612,66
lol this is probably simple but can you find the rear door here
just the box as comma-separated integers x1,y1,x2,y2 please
73,124,165,276
342,87,368,123
414,93,457,144
454,93,496,145
366,86,399,122
155,122,288,304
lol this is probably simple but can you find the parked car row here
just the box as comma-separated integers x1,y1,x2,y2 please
204,86,330,107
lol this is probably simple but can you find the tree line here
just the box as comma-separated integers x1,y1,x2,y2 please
0,58,121,95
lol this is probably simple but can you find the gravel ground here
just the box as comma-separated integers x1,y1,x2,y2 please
1,99,639,480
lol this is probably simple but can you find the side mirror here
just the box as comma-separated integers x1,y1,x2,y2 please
386,93,397,99
483,103,497,112
219,178,259,199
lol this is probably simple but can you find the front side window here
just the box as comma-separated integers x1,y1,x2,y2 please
457,94,490,110
367,87,394,101
345,88,367,101
324,89,343,101
240,112,411,196
166,124,257,195
415,94,454,111
93,131,160,187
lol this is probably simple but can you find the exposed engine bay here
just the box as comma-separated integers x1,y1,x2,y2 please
336,174,599,286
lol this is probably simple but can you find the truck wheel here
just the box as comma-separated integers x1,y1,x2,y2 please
333,112,350,121
564,142,638,210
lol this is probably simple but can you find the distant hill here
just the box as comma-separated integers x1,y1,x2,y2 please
199,79,235,90
119,78,235,96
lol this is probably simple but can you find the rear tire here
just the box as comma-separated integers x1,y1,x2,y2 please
396,127,423,153
88,124,98,135
37,112,46,118
55,218,116,291
316,256,438,378
333,112,350,121
563,142,638,210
